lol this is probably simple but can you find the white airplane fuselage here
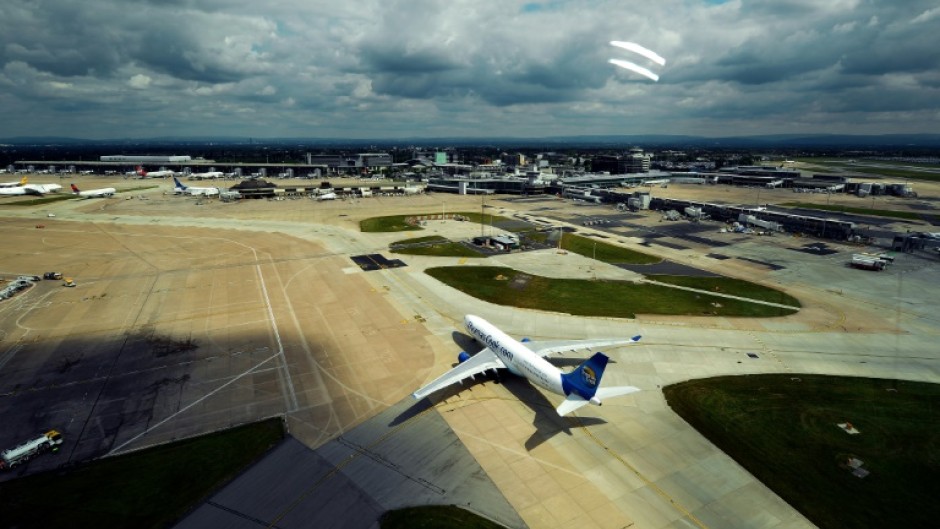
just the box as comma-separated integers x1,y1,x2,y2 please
191,172,223,179
464,315,564,395
0,180,60,195
137,167,176,178
28,183,62,194
173,178,217,196
78,188,115,198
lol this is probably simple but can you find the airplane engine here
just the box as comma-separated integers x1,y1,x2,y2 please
457,351,471,363
521,338,531,343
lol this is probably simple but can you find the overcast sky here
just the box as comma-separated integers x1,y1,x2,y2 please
1,0,938,139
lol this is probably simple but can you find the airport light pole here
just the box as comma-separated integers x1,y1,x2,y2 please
592,242,597,280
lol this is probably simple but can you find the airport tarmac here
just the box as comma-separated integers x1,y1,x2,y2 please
1,178,938,528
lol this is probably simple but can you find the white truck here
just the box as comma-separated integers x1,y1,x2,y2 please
851,254,887,271
0,430,63,469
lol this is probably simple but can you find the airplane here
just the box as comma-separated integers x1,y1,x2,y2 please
0,185,37,197
136,166,177,178
79,170,95,175
26,182,62,194
173,177,219,196
317,191,337,201
0,178,61,196
0,176,28,188
71,183,115,198
412,315,641,416
190,171,223,180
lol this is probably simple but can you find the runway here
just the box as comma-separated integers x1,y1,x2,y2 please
1,182,937,528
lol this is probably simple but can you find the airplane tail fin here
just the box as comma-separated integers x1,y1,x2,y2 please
70,184,80,193
20,176,27,185
561,352,608,402
136,166,146,177
173,177,186,189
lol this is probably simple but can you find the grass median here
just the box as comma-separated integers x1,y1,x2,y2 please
0,417,285,529
361,212,514,233
559,233,660,264
664,375,940,529
780,202,930,222
391,235,487,257
381,505,506,529
426,266,798,318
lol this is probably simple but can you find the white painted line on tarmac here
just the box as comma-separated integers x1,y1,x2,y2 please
108,350,282,455
255,257,300,412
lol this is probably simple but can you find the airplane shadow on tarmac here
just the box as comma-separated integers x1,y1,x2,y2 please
391,331,607,450
498,377,607,452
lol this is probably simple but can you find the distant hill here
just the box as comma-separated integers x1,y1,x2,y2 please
2,134,939,149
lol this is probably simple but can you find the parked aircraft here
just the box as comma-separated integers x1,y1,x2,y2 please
190,171,224,179
79,170,95,175
412,315,641,415
26,182,63,194
317,192,337,201
136,166,176,178
0,178,61,196
71,184,115,198
0,185,36,196
173,177,219,196
0,176,27,188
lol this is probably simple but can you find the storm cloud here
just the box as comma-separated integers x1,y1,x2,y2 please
0,0,937,138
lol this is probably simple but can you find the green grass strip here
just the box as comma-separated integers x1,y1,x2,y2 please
849,167,940,182
647,275,800,307
1,195,78,206
391,239,486,257
361,215,424,232
664,375,940,529
560,233,660,264
779,202,929,221
360,212,514,233
393,235,449,245
381,505,507,529
0,417,285,529
426,266,797,318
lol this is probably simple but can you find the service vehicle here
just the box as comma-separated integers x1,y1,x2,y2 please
0,430,63,469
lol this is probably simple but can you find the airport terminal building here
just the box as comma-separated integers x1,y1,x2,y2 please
99,155,193,163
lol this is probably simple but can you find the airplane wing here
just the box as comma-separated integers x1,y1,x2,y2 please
412,348,505,400
556,394,591,416
595,385,641,401
527,336,641,358
555,385,640,416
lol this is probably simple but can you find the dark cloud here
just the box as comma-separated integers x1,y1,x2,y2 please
0,0,936,138
360,45,462,75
